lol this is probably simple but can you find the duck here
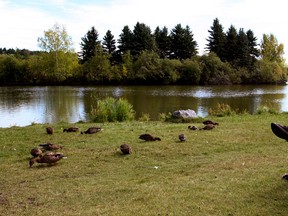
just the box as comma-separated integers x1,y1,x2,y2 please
203,120,219,125
39,143,63,151
63,127,79,132
29,152,66,167
200,124,215,130
120,144,132,155
46,127,53,135
188,125,198,130
30,147,43,157
178,134,186,142
81,127,103,134
139,133,161,141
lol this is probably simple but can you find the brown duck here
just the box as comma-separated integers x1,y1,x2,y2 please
81,127,102,134
200,124,215,130
39,143,63,151
188,125,198,130
29,152,66,167
139,134,161,141
120,144,132,155
46,127,53,135
203,120,219,125
178,134,186,142
30,147,43,157
63,127,79,132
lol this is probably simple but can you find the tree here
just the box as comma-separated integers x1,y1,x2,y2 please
224,25,238,63
37,23,76,82
79,26,100,64
102,30,116,55
170,24,198,60
206,18,226,61
154,26,171,58
118,25,134,55
246,29,260,65
236,28,250,67
131,22,156,57
260,34,285,64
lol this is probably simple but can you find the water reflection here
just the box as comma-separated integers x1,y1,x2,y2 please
0,85,287,128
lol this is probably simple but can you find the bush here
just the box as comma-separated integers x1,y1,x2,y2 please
208,103,238,117
91,97,135,122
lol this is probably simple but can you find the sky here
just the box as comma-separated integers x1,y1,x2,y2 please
0,0,287,60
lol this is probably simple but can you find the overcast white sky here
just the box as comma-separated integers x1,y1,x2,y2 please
0,0,287,60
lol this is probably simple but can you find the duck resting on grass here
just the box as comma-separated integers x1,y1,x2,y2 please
178,134,186,142
139,133,161,141
30,148,43,157
200,124,215,130
188,125,197,130
203,120,219,126
120,144,132,155
63,127,79,132
46,127,53,135
29,152,66,167
39,143,63,151
81,127,103,134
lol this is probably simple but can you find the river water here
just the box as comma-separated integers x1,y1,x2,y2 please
1,85,288,128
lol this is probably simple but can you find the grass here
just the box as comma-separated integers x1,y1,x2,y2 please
1,114,288,215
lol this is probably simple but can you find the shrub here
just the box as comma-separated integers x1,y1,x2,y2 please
208,103,238,117
91,97,135,122
255,105,279,115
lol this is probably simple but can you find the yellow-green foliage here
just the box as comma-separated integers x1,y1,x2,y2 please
1,114,288,215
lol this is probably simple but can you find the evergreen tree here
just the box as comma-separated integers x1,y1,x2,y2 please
206,18,226,61
170,24,198,60
118,25,133,55
224,25,238,62
236,28,250,67
79,26,100,64
102,30,116,55
131,22,156,57
246,29,259,68
154,26,171,58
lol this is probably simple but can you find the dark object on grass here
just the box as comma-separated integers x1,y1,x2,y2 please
39,143,63,151
30,148,43,157
46,127,53,135
271,123,288,141
200,124,215,130
29,152,66,167
179,134,186,142
81,127,102,134
188,125,197,130
282,173,288,180
139,133,161,141
120,144,132,155
203,120,219,125
63,127,79,132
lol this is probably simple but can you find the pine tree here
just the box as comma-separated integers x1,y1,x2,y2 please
206,18,226,61
224,25,238,62
236,28,250,67
154,26,171,58
118,25,133,55
170,24,197,60
79,26,100,64
246,29,259,65
102,30,116,55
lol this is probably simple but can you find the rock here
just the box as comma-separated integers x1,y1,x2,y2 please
172,109,197,119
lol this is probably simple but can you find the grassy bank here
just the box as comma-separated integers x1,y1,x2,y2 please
1,114,288,215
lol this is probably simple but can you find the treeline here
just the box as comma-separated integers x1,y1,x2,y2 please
0,18,286,85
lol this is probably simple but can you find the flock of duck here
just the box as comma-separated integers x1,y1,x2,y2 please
29,120,219,168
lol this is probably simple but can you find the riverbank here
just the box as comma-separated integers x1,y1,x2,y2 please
1,113,288,215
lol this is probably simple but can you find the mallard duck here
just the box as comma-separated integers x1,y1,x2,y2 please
203,120,219,125
139,134,161,141
29,152,66,167
30,147,43,157
120,144,132,155
63,127,79,132
39,143,62,151
81,127,103,134
188,125,198,130
179,134,186,142
46,127,53,135
200,124,215,130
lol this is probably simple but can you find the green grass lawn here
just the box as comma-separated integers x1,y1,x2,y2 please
1,114,288,215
